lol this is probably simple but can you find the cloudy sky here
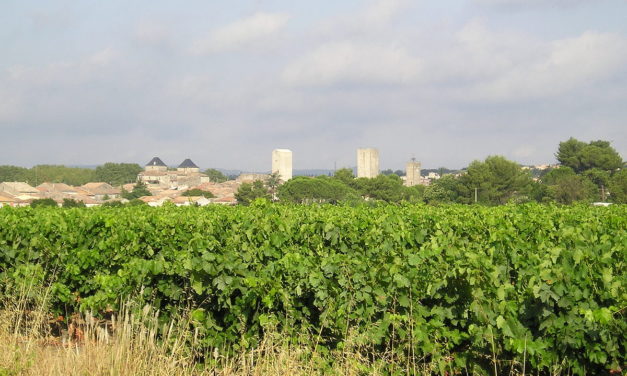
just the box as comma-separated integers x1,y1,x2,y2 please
2,0,626,171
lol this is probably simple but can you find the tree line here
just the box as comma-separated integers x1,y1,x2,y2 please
236,138,626,205
0,163,229,187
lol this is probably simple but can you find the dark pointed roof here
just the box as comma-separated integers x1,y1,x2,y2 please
178,158,199,169
146,157,167,167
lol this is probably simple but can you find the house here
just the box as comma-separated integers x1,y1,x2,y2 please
0,191,22,207
81,182,121,200
0,182,39,195
138,157,210,189
172,196,211,206
37,182,78,195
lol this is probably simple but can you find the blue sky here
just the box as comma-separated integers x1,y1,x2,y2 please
2,0,626,170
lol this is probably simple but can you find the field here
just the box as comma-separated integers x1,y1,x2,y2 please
0,203,625,375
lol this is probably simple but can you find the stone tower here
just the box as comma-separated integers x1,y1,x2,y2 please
272,149,293,182
177,159,200,174
145,157,167,172
357,148,379,178
405,159,422,187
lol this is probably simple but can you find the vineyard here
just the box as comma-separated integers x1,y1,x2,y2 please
0,203,625,374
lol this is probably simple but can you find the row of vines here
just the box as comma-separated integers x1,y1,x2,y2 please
0,203,625,373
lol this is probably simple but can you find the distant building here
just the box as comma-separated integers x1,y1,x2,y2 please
177,159,200,174
357,148,379,178
81,182,121,200
138,157,210,189
236,173,269,183
145,157,168,172
0,182,39,196
405,159,422,187
272,149,293,182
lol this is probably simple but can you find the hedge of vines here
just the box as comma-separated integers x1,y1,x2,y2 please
0,203,625,373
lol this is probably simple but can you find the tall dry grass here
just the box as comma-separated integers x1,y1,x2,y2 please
0,279,407,376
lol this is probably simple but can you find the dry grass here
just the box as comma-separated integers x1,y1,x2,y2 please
0,280,403,376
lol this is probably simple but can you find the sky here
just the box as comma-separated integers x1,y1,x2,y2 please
1,0,626,171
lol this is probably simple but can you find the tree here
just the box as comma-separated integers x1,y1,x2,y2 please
94,163,143,186
235,180,270,205
182,188,215,198
30,198,58,208
333,168,354,185
27,165,95,186
278,176,357,204
556,138,622,173
62,198,86,208
542,167,596,204
458,156,533,205
423,175,462,204
122,181,152,200
352,174,405,202
608,169,627,203
266,172,281,200
204,168,228,183
0,165,30,182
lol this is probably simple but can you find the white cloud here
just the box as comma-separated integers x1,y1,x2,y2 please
282,41,422,86
357,0,409,28
467,31,627,101
191,12,290,54
474,0,588,8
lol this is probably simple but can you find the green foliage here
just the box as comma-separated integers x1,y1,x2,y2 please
333,168,354,185
122,182,152,200
542,167,597,204
458,156,533,205
94,163,143,186
235,180,271,205
0,165,30,182
29,198,58,208
62,198,86,208
0,204,624,374
556,138,623,173
204,168,228,183
182,189,215,198
423,175,462,204
27,165,96,186
608,169,627,203
278,176,357,203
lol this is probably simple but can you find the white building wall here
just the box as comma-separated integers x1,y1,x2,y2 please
357,148,379,178
272,149,293,182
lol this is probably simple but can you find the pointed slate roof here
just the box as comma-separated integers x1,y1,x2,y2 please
178,158,199,169
146,157,167,167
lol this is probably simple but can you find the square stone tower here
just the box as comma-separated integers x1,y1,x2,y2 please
272,149,293,182
357,148,379,178
405,159,422,186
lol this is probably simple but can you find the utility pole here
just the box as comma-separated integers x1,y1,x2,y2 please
601,185,606,201
474,187,478,203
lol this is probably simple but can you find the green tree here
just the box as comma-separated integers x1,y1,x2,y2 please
204,168,228,183
608,169,627,203
278,176,357,204
423,175,462,204
27,165,95,186
0,165,30,182
542,167,596,204
94,163,143,186
333,168,354,185
458,156,533,205
352,174,405,202
182,188,215,198
62,198,86,208
122,181,152,200
235,180,270,205
30,198,58,208
556,138,622,173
